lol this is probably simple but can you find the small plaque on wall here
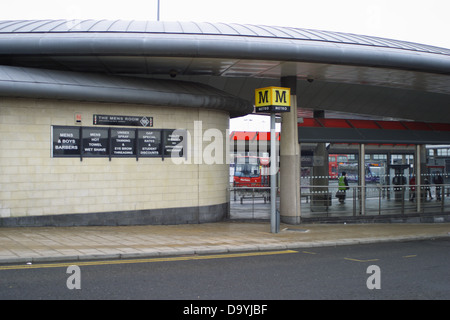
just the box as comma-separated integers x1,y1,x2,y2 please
93,114,153,127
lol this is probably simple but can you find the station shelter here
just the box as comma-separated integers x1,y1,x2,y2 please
230,117,450,222
1,20,450,227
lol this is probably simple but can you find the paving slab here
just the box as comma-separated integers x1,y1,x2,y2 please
0,222,448,264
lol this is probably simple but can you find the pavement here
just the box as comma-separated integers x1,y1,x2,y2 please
0,221,449,264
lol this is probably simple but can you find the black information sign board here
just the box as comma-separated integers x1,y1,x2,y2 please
93,114,153,127
52,126,81,157
52,126,185,160
137,129,162,157
163,129,185,157
111,129,136,156
82,127,109,157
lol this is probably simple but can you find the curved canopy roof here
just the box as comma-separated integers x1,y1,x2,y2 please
1,20,450,122
0,65,252,117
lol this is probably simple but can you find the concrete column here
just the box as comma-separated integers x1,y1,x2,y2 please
311,143,329,211
310,110,329,211
279,76,301,224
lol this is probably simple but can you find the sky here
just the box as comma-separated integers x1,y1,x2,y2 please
2,0,449,131
2,0,449,49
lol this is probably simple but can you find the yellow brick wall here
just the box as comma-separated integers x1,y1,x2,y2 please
0,98,229,219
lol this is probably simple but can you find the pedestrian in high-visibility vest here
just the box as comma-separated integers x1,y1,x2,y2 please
337,171,349,203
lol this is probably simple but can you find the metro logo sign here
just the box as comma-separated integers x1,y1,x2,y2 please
255,87,291,113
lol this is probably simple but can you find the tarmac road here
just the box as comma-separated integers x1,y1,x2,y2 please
1,238,449,301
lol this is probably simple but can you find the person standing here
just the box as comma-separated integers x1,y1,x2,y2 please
424,178,433,200
337,171,349,203
409,176,416,201
433,173,444,201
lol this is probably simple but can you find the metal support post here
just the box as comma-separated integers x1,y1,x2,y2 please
157,0,161,21
401,186,405,214
359,143,366,215
270,113,279,233
416,145,421,212
378,187,381,215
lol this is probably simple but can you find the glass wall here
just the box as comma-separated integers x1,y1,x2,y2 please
228,139,450,221
300,144,450,218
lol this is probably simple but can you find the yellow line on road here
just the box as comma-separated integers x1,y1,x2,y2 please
402,255,417,258
0,250,298,270
344,257,379,263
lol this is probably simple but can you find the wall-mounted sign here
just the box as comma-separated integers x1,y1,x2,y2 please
163,130,184,157
52,126,185,160
254,86,291,113
93,114,153,127
52,126,81,157
82,127,109,156
111,129,136,156
138,129,162,157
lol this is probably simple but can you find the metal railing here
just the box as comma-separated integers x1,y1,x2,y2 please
228,183,450,220
300,184,450,217
229,186,274,220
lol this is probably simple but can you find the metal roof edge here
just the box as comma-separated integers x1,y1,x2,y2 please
297,127,450,145
0,65,253,117
0,20,449,75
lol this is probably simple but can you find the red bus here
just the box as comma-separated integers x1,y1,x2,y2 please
233,156,270,187
233,155,271,203
328,154,348,179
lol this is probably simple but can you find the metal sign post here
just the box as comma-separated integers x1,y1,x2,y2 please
270,113,278,233
157,0,161,21
255,86,290,233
